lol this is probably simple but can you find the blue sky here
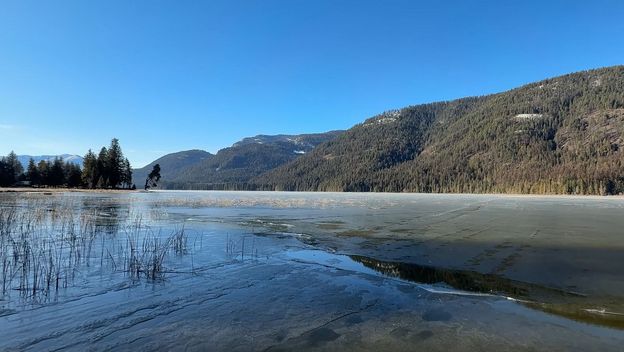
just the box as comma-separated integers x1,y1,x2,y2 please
1,0,623,167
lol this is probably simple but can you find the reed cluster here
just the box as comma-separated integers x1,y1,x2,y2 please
0,198,189,305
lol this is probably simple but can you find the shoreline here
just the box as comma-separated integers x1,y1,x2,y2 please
0,187,139,194
152,189,624,200
2,187,623,200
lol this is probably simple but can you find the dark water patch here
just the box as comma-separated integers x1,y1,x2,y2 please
345,315,363,325
338,229,377,237
307,327,341,347
350,255,583,299
389,228,413,234
273,329,289,342
422,309,452,322
416,330,434,340
349,255,624,330
390,326,411,338
317,221,345,230
0,308,17,317
253,232,318,246
493,250,523,274
524,302,624,330
397,284,415,293
267,327,342,352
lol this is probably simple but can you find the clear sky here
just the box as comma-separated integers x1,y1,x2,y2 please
1,0,623,167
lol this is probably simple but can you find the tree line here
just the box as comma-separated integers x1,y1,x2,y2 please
0,138,134,189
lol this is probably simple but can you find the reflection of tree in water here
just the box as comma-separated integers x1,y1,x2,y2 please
81,198,128,234
1,195,188,307
350,255,529,296
350,255,624,329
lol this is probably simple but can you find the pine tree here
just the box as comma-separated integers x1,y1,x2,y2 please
82,150,98,188
26,158,40,186
0,151,23,185
0,158,9,186
145,164,161,190
6,151,23,178
107,138,124,188
97,147,109,188
121,158,132,189
37,160,49,186
49,157,65,186
64,162,82,188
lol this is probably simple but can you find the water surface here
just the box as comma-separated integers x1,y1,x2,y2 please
1,191,623,351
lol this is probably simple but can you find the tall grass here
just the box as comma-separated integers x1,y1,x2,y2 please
124,219,188,280
0,197,190,305
225,234,259,261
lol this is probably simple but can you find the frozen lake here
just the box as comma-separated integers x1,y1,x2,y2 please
1,191,623,351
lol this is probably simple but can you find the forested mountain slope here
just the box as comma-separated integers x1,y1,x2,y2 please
140,131,343,189
256,66,624,195
133,150,213,186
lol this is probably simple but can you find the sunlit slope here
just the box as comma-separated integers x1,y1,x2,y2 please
258,66,624,194
136,131,343,189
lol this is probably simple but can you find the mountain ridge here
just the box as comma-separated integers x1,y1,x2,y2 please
132,150,214,187
133,131,343,189
255,66,624,195
134,66,624,195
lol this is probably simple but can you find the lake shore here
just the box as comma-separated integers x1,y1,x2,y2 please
0,187,139,193
2,187,624,199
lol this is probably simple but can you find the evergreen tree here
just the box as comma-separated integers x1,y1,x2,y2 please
121,158,133,189
82,150,98,188
37,160,49,186
97,147,109,188
6,151,23,179
107,138,124,188
145,164,161,190
26,158,41,186
64,162,82,188
49,158,65,186
0,158,10,186
0,151,24,186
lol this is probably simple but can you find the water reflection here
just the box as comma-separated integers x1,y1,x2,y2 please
80,198,126,234
350,255,624,329
0,195,179,308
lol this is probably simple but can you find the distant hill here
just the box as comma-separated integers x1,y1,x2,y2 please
233,133,344,150
256,66,624,195
17,154,84,169
136,131,343,189
132,150,213,187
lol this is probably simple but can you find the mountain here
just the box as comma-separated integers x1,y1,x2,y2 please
162,131,343,189
134,131,343,189
256,66,624,195
132,150,213,187
233,133,344,150
17,154,84,169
